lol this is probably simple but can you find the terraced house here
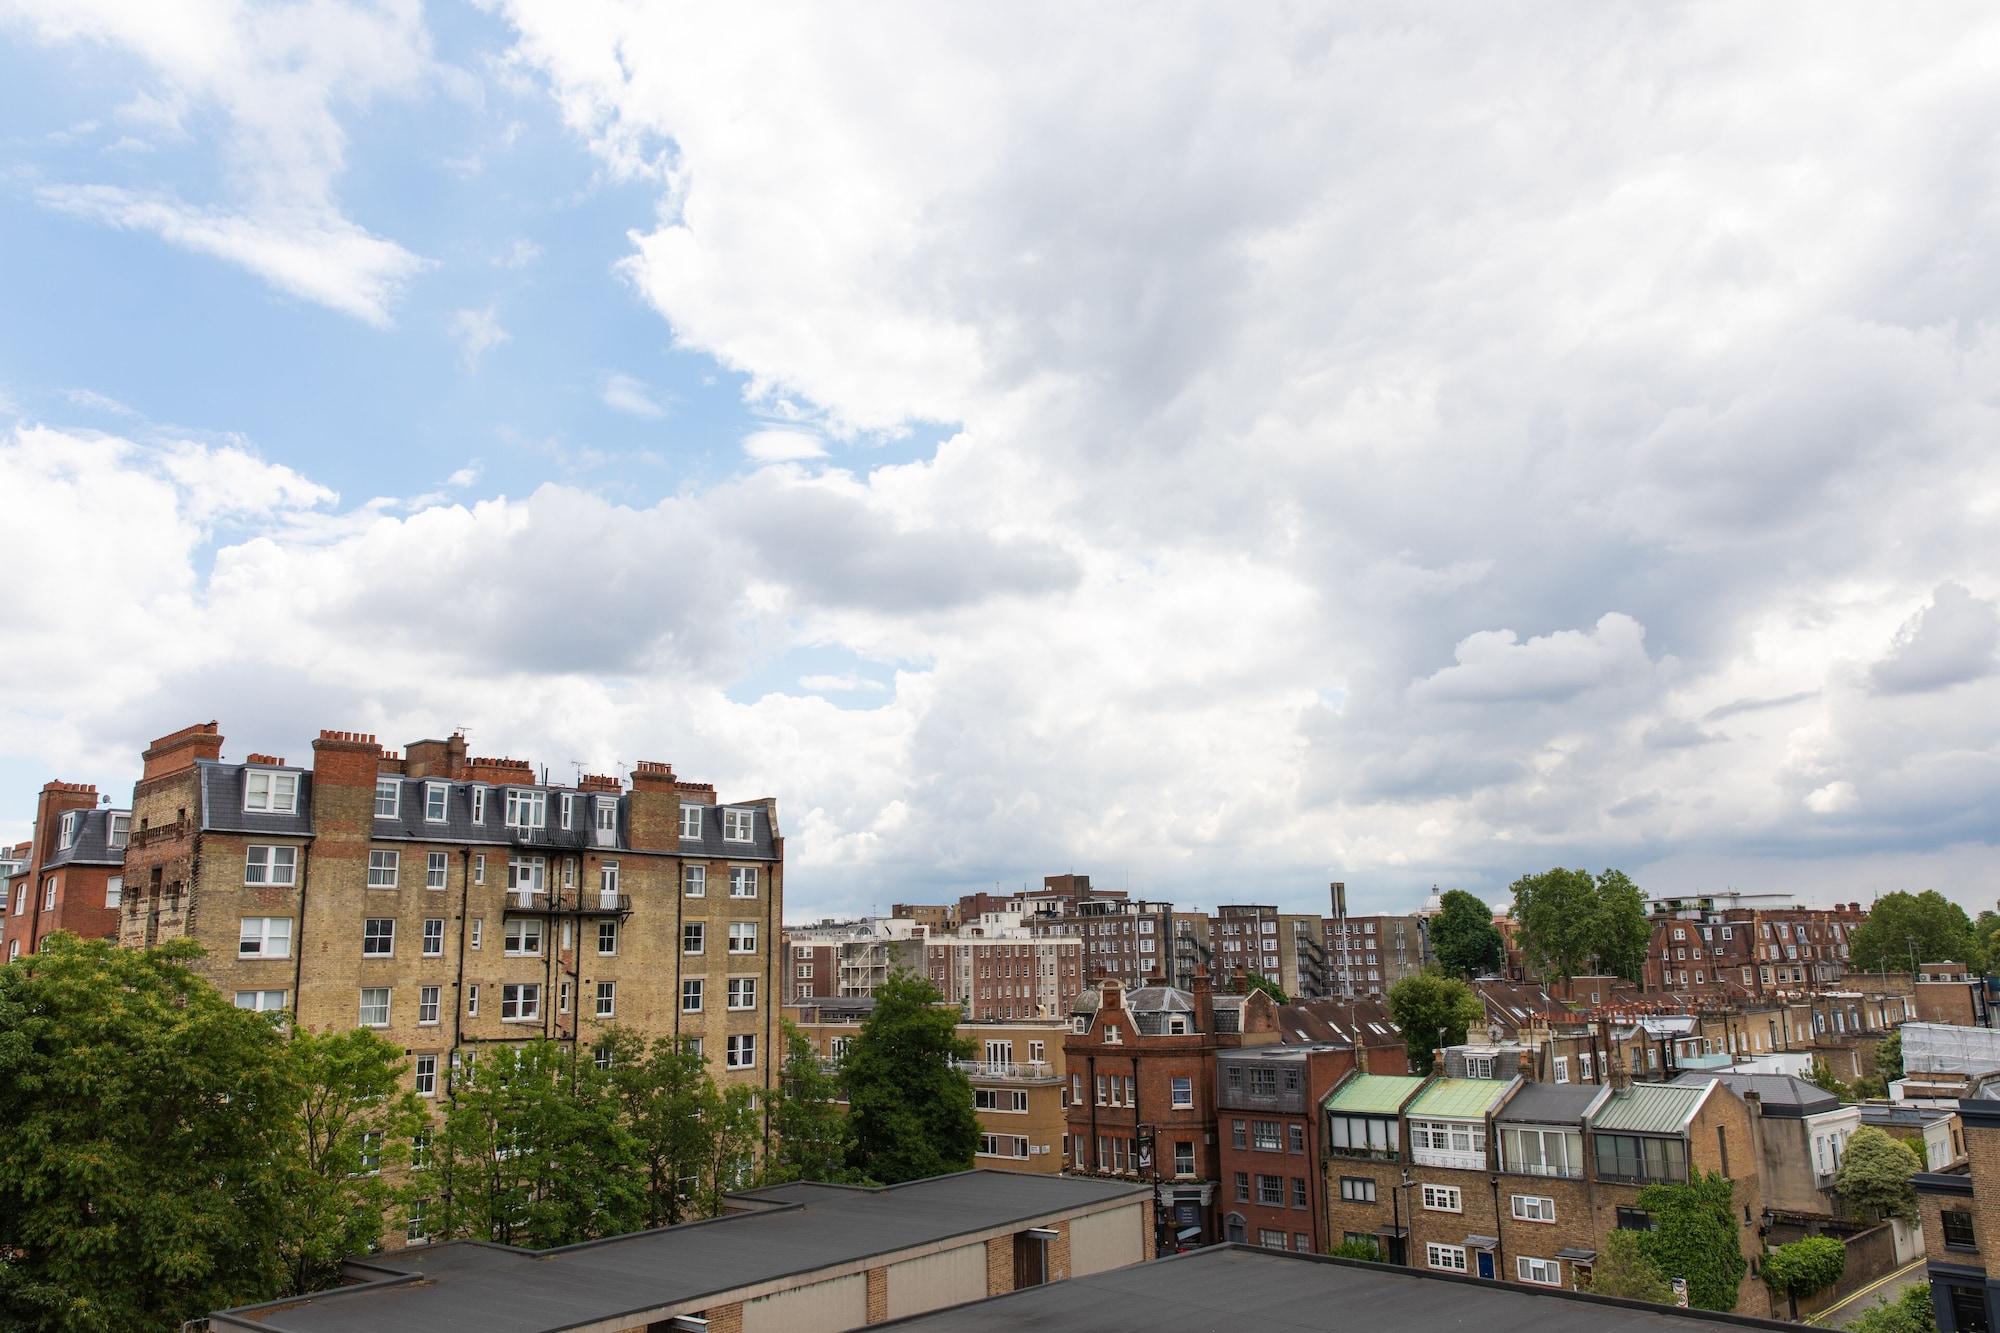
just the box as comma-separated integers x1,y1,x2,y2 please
115,722,782,1106
1322,1068,1771,1314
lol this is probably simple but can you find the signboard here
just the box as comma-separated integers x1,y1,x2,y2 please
1671,1278,1689,1309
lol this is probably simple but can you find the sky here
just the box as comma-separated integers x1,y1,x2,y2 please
2,4,1998,923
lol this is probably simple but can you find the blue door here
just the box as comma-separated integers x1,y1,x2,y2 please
1476,1251,1495,1280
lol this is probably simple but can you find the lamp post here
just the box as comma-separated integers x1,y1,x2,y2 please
1136,1122,1168,1254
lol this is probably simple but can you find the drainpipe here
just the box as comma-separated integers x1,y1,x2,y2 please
290,841,313,1020
450,848,471,1095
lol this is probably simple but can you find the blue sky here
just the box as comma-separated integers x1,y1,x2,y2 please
2,4,1998,921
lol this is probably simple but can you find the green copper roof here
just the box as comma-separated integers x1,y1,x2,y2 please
1591,1082,1705,1134
1405,1077,1513,1119
1323,1074,1425,1114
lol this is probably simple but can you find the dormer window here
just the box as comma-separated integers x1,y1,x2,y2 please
722,808,753,841
595,799,617,835
680,805,703,839
57,811,81,849
1167,1016,1188,1035
504,788,546,830
424,783,448,822
374,779,401,819
470,787,487,823
560,793,577,830
107,813,130,849
244,770,299,814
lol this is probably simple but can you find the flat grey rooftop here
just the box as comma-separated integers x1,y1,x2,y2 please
878,1245,1800,1333
212,1171,1145,1333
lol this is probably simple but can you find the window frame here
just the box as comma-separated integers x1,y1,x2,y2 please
374,778,401,819
500,982,542,1022
358,986,391,1028
418,985,441,1025
362,917,396,957
238,916,293,959
367,849,399,888
244,844,299,887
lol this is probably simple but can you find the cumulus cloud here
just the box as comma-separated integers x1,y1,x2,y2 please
1413,614,1655,705
6,0,436,324
741,429,825,463
1870,583,2000,695
449,305,509,370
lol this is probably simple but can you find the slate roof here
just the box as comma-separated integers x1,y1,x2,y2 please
40,807,130,867
209,1172,1147,1333
873,1242,1801,1333
1497,1082,1608,1125
1669,1071,1840,1118
196,762,779,860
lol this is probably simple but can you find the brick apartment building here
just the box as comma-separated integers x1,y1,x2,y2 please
1063,975,1280,1248
115,721,782,1105
2,779,129,962
1030,893,1175,989
1322,1070,1770,1312
1643,893,1866,995
926,927,1083,1021
1916,1099,2000,1333
1324,912,1430,995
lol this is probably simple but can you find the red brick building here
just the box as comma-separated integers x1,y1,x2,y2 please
1642,893,1865,995
1064,976,1276,1248
2,780,128,962
1215,1043,1365,1253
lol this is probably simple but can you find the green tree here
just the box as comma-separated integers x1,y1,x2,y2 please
841,971,978,1183
1762,1235,1846,1320
766,1023,858,1184
1511,867,1654,983
276,1027,427,1296
1329,1238,1383,1261
1634,1172,1747,1311
1588,1228,1673,1303
1242,972,1289,1004
1848,892,1984,975
1385,971,1484,1075
1850,1285,1939,1333
1594,869,1654,982
1875,1028,1905,1082
0,935,296,1331
697,1084,763,1217
602,1029,722,1227
1833,1125,1922,1223
1804,1056,1852,1101
1429,890,1504,978
433,1040,644,1247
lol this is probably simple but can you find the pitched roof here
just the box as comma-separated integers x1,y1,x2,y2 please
1669,1071,1839,1118
1497,1082,1607,1125
1591,1083,1708,1134
1405,1077,1514,1119
1324,1074,1425,1114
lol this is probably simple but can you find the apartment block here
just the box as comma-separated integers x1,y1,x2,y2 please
115,722,781,1106
1916,1099,2000,1332
1029,895,1175,988
926,924,1083,1021
1215,1043,1367,1253
2,780,129,962
1322,913,1429,995
1644,892,1866,995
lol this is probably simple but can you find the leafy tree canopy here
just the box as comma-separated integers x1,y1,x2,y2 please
1510,867,1652,983
1849,1285,1939,1333
1589,1228,1674,1304
1634,1172,1747,1311
1762,1236,1846,1318
841,971,979,1183
1833,1125,1921,1224
602,1029,734,1228
0,935,297,1332
1849,891,1984,975
1429,890,1504,978
1329,1239,1383,1261
766,1023,861,1185
1875,1028,1905,1082
1385,971,1484,1075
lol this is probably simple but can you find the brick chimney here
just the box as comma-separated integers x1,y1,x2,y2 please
1191,968,1214,1034
627,760,680,852
404,733,469,779
1100,977,1125,1011
141,722,223,780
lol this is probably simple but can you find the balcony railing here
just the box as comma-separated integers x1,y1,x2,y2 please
1327,1145,1401,1163
1506,1162,1584,1180
1410,1147,1487,1171
951,1059,1057,1081
1218,1088,1307,1114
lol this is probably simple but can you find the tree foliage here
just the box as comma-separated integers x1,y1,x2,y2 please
1510,867,1652,983
277,1026,427,1297
1848,891,1984,975
1850,1285,1939,1333
1329,1238,1383,1261
1241,972,1289,1004
766,1023,859,1185
1762,1236,1846,1318
841,971,979,1183
1875,1028,1905,1082
1588,1228,1674,1304
1833,1125,1922,1224
602,1029,731,1227
1634,1172,1747,1311
1429,890,1504,978
0,936,297,1331
431,1040,645,1248
1385,971,1485,1075
1804,1056,1852,1101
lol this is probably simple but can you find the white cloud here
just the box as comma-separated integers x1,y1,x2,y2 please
1870,582,2000,695
741,429,824,463
61,387,136,416
1412,614,1655,705
447,462,482,487
494,237,542,269
6,0,436,324
602,372,666,418
449,305,509,370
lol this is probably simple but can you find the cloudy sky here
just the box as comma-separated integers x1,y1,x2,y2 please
3,4,1998,921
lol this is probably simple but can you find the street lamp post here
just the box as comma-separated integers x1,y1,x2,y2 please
1136,1122,1169,1254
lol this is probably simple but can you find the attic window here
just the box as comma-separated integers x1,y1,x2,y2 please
244,770,299,814
58,811,80,849
1168,1016,1188,1035
1105,1026,1123,1044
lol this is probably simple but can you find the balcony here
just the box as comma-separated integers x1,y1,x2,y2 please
1327,1144,1400,1164
1410,1147,1487,1171
1218,1086,1307,1115
952,1059,1058,1082
1507,1161,1584,1180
